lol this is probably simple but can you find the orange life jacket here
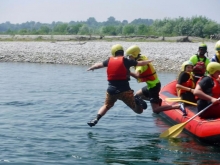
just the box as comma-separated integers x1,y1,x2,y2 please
134,55,157,82
137,63,157,82
107,56,128,81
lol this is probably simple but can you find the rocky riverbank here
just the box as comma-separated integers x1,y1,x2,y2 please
0,40,216,72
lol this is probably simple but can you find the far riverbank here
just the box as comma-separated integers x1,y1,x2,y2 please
0,40,216,72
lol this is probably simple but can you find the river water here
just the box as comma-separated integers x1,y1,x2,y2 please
0,62,220,165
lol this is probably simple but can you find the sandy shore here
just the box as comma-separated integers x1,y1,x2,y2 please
0,41,216,72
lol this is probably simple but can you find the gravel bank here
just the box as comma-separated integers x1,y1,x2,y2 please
0,41,216,72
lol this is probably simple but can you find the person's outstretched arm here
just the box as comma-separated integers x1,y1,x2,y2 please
87,62,104,71
136,60,153,66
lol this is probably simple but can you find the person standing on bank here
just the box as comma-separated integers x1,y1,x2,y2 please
87,44,152,127
126,45,180,114
193,62,220,119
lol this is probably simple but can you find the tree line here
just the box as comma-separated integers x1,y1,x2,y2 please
0,16,220,38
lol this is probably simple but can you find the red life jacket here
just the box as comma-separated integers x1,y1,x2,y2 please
211,76,220,98
197,76,220,119
193,61,206,76
107,56,128,81
137,63,157,82
200,104,220,119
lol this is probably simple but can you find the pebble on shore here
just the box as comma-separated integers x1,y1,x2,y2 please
0,41,216,72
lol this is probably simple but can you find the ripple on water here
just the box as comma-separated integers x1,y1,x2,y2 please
0,63,220,164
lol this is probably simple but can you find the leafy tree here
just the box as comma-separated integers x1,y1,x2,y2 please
160,22,174,35
18,29,28,35
122,24,136,35
86,17,98,27
137,24,149,35
30,28,39,35
115,25,123,35
191,22,204,37
66,24,82,34
78,24,90,35
53,23,68,34
101,26,117,35
203,22,220,37
104,16,121,26
151,19,166,35
122,20,128,25
38,25,50,34
6,29,14,35
131,18,153,25
173,18,192,36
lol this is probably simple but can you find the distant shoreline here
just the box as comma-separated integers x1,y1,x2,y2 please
0,34,213,43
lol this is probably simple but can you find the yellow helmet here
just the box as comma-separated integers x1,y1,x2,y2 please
199,43,207,49
181,61,194,71
215,40,220,51
111,44,124,56
126,45,141,58
207,62,220,75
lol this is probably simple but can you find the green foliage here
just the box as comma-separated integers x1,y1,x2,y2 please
66,24,82,34
53,23,68,34
131,18,153,25
137,24,149,35
19,29,28,35
78,24,90,35
115,26,123,35
104,16,121,26
38,26,50,34
101,26,117,35
1,16,220,38
6,29,14,35
203,23,220,37
86,17,98,27
122,24,136,35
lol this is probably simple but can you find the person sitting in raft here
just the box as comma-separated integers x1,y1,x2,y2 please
126,45,180,114
189,43,210,68
189,43,210,82
176,61,197,116
193,62,220,119
211,40,220,63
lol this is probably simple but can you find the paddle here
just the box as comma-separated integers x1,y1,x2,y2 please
165,98,197,106
159,103,214,138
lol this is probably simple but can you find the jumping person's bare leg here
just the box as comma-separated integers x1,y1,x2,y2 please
87,105,108,127
152,103,180,114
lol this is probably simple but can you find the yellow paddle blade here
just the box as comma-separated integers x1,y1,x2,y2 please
159,102,216,139
159,122,187,138
165,98,197,106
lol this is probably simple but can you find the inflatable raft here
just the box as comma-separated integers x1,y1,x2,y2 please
159,80,220,144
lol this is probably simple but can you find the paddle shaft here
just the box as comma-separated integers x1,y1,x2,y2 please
165,98,197,106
